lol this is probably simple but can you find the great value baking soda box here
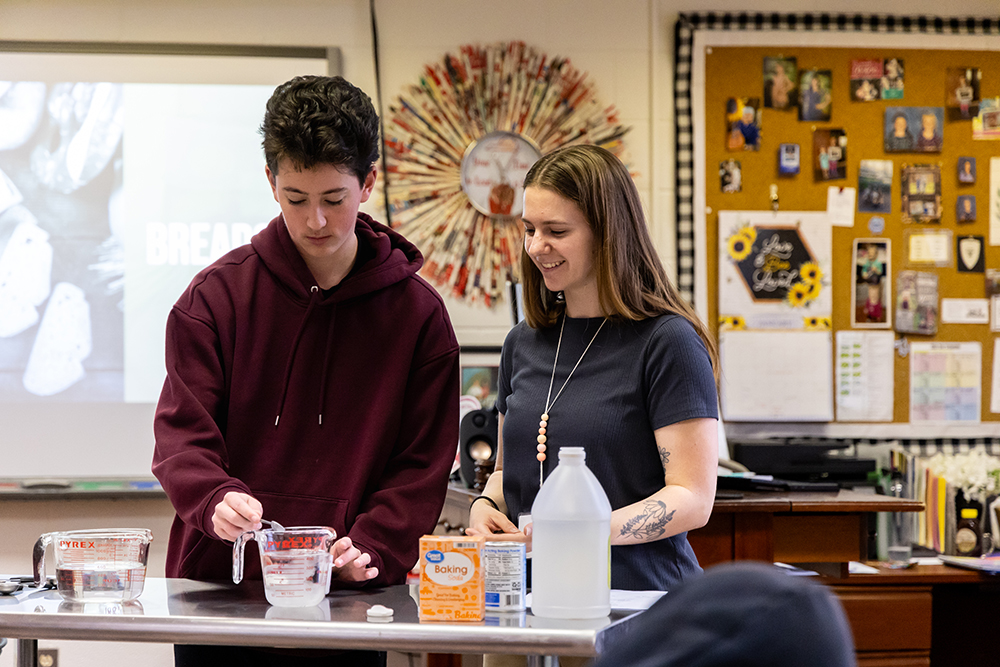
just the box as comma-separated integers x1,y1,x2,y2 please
418,535,485,621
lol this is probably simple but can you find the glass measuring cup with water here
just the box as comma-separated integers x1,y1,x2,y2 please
33,528,152,602
233,526,336,607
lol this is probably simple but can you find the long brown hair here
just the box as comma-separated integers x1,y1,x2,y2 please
520,144,719,381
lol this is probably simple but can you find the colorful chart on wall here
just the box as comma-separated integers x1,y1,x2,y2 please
383,41,631,306
718,211,832,331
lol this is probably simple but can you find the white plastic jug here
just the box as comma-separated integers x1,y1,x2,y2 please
530,447,612,619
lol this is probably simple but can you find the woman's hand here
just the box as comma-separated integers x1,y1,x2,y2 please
465,501,519,538
329,536,379,583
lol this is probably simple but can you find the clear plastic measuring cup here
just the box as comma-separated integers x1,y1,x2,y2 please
33,528,153,602
233,526,336,607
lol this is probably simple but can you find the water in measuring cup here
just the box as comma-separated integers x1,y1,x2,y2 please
261,550,332,607
55,562,146,601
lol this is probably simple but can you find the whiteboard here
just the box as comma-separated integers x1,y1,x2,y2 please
720,330,833,422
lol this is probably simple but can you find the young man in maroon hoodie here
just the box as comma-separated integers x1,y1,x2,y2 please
152,75,460,666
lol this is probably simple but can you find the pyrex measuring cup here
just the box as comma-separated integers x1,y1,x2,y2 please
33,528,152,602
233,526,336,607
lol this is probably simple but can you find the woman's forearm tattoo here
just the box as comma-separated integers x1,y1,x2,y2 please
619,500,675,540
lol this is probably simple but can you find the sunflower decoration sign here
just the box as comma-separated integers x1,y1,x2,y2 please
384,41,631,307
718,211,832,330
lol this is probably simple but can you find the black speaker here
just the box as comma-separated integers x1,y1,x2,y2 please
458,407,498,489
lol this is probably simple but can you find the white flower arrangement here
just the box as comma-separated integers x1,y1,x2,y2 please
926,449,1000,504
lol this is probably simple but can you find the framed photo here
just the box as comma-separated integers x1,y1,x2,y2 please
884,107,944,153
460,348,501,410
763,57,797,109
900,164,941,223
852,239,891,329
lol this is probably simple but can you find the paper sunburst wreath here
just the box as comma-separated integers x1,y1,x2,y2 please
384,41,631,306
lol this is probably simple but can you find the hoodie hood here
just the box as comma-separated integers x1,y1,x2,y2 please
251,211,423,304
249,211,426,427
593,562,857,667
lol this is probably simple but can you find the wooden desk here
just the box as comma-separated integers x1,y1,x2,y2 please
689,489,924,575
822,563,1000,667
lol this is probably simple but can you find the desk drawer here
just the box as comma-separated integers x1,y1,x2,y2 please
855,650,930,667
830,585,932,651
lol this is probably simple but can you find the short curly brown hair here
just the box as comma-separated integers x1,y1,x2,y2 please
260,75,380,186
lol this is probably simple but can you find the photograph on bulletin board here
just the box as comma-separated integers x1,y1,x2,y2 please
900,164,941,224
884,107,943,153
852,239,891,329
957,195,977,223
850,59,882,102
972,98,1000,139
763,56,797,110
858,160,892,213
895,270,938,335
958,157,976,183
799,69,831,121
720,159,742,193
881,58,905,99
726,97,761,151
812,129,846,181
945,67,981,120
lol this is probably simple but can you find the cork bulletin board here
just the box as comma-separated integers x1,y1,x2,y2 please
692,30,1000,437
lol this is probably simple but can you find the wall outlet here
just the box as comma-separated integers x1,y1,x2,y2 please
38,649,58,667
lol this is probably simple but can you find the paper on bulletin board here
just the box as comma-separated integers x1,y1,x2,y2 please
720,330,833,421
993,339,1000,413
835,331,894,422
827,186,856,227
991,157,1000,246
909,342,981,424
718,211,832,330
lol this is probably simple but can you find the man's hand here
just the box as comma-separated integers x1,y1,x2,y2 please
212,491,263,541
330,536,379,583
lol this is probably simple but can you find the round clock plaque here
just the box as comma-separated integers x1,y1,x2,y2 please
460,131,541,218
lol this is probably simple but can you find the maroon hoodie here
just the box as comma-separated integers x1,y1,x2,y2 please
152,212,459,587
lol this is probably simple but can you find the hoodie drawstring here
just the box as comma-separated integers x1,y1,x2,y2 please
275,285,322,427
317,305,337,426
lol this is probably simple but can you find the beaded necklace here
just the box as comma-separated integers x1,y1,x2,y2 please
536,313,607,488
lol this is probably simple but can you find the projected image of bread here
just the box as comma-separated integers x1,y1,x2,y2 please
0,82,46,151
23,282,92,396
29,82,124,194
0,216,53,338
0,168,24,214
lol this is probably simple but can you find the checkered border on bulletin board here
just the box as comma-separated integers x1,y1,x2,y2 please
674,12,1000,305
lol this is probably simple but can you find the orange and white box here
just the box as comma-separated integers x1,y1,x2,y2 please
418,535,485,622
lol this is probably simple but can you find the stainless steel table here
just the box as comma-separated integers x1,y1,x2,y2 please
0,579,640,667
